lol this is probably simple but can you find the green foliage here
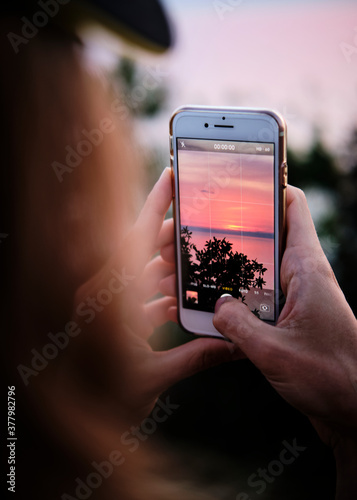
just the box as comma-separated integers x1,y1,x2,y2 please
287,131,357,314
118,57,136,87
114,57,167,118
287,140,339,190
333,130,357,312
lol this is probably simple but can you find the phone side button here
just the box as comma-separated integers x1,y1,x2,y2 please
281,161,288,188
170,163,175,198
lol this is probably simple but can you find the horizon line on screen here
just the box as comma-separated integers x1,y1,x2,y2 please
183,225,274,240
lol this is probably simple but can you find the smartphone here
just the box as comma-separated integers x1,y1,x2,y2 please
170,106,287,338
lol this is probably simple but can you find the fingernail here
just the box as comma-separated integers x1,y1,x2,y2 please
214,294,233,313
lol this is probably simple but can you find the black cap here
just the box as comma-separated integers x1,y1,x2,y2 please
1,0,173,52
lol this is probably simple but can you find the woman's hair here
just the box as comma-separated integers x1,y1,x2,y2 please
1,16,218,500
0,16,145,499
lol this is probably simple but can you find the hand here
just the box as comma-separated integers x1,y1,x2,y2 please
69,168,239,423
214,185,357,436
213,185,357,498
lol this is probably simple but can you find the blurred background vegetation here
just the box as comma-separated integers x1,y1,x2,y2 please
112,52,356,499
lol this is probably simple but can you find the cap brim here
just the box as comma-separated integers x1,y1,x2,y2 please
1,0,173,52
71,0,173,52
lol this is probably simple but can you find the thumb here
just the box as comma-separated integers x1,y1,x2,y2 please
213,296,282,371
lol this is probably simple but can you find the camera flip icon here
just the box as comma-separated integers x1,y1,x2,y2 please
260,303,270,313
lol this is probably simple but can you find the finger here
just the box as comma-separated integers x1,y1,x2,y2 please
157,218,174,250
161,242,175,263
123,168,173,275
141,256,175,300
167,305,178,324
281,186,330,301
286,185,320,249
213,296,286,374
144,296,177,331
154,336,245,391
133,167,172,252
80,169,172,302
159,273,176,298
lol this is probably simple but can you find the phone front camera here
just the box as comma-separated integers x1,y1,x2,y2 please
204,123,209,128
222,116,226,120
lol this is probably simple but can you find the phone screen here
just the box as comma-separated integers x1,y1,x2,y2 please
177,138,275,321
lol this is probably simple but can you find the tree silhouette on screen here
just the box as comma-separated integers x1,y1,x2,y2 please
181,226,267,309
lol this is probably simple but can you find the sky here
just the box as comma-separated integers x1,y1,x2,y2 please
84,0,357,155
159,0,357,153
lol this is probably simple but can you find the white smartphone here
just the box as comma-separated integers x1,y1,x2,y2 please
170,106,287,338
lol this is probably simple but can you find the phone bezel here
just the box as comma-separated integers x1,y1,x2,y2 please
170,106,287,338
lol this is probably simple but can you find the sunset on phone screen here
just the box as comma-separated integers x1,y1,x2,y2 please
179,144,274,285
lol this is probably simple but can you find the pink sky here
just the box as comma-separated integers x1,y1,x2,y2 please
95,0,355,155
161,1,357,151
180,150,274,233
